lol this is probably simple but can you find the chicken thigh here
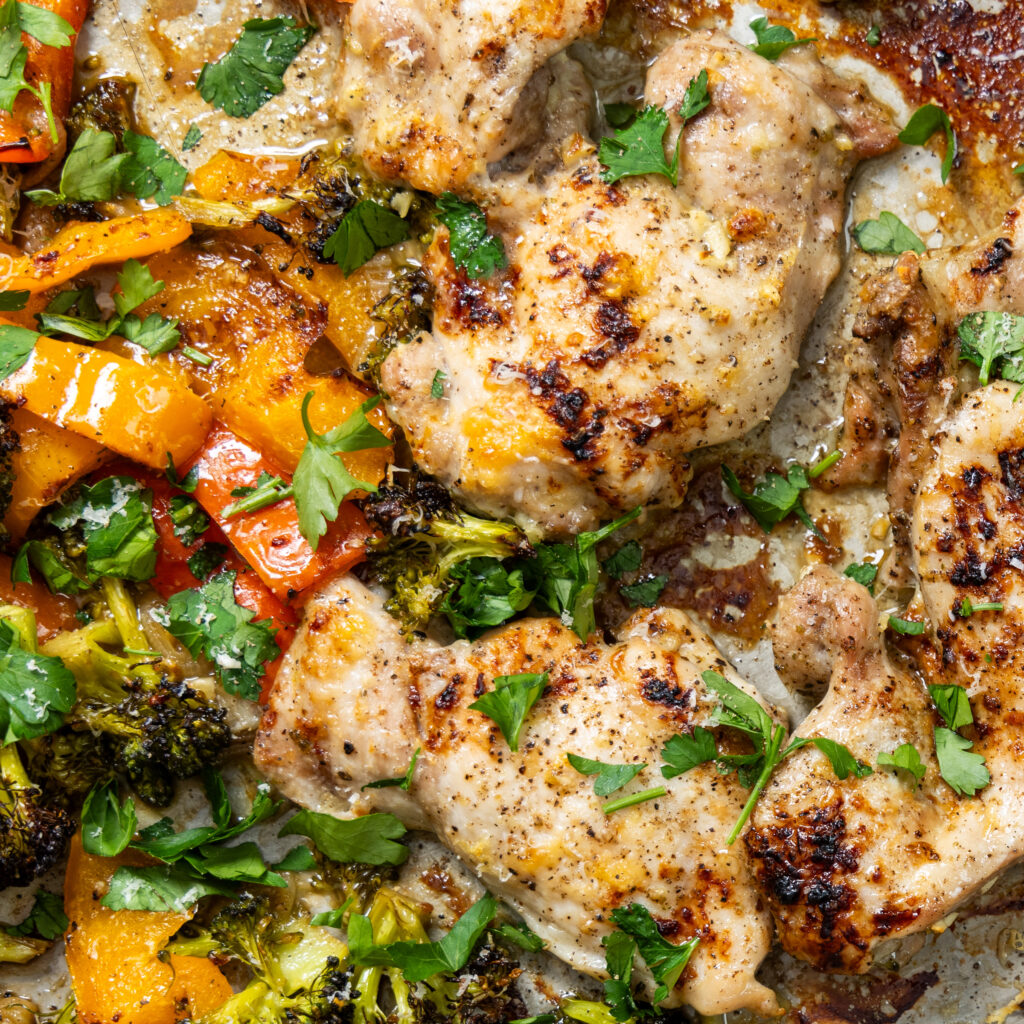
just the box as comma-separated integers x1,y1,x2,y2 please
256,575,780,1016
336,0,607,194
746,381,1024,972
381,31,894,536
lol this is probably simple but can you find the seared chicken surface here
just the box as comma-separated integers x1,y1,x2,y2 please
381,31,894,535
255,575,781,1016
336,0,606,193
748,381,1024,972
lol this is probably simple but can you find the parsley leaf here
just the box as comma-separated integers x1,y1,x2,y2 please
844,562,878,593
959,597,1003,616
440,557,537,639
120,312,181,355
198,16,315,118
609,903,699,1004
602,540,642,580
182,124,202,151
12,538,87,593
567,753,646,797
957,311,1024,386
430,369,446,398
469,672,548,753
929,683,973,731
852,211,926,255
222,471,293,519
349,893,497,982
26,129,127,205
888,614,924,636
876,742,926,783
278,809,409,866
620,573,668,608
0,324,40,381
899,103,957,184
660,727,717,778
604,102,637,129
156,570,279,700
102,863,234,912
6,889,67,940
293,393,390,549
722,463,819,536
168,495,209,546
0,617,76,742
748,17,816,60
934,727,990,796
866,24,881,45
436,193,508,279
48,476,158,582
362,748,421,791
0,289,27,311
323,200,409,276
787,736,875,781
677,68,710,122
119,130,187,206
602,930,642,1022
81,780,137,857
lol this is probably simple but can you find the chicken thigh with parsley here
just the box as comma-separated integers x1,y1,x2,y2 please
255,574,781,1016
379,30,894,536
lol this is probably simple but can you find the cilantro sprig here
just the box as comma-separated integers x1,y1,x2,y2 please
293,393,391,549
197,16,315,119
598,69,709,186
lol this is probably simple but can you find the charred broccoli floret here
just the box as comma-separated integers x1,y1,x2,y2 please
362,480,534,637
45,580,231,806
358,266,433,386
23,730,115,808
0,402,19,550
0,742,74,889
167,893,350,1024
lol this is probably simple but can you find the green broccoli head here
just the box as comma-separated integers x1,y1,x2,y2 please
0,402,19,551
363,480,533,638
23,730,116,807
0,743,74,889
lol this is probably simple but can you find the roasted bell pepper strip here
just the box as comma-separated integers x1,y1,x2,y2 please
0,209,192,292
4,406,109,540
0,336,212,468
185,423,373,602
0,0,89,164
64,833,233,1024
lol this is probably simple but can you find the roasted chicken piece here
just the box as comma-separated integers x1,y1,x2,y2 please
336,0,607,194
256,574,780,1016
747,381,1024,972
381,31,894,536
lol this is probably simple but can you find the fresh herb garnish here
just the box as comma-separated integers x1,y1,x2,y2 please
602,540,642,580
722,461,822,537
852,211,926,255
81,780,137,857
102,863,235,912
609,903,699,1004
430,369,446,398
492,920,545,952
899,103,957,184
928,683,989,796
604,102,637,129
182,124,202,151
6,889,67,940
660,727,717,778
362,748,421,792
469,672,548,753
26,128,125,205
278,809,409,866
876,742,925,783
844,562,879,593
436,193,508,279
120,129,187,206
156,570,279,701
866,24,881,45
0,324,40,381
957,311,1024,386
440,557,537,639
11,539,87,593
168,495,209,546
197,16,315,118
0,289,27,311
165,455,199,493
566,753,646,797
323,200,409,276
602,929,642,1021
888,615,924,636
620,573,668,608
598,70,709,186
602,786,666,815
929,683,974,731
748,17,815,60
958,597,1003,616
222,471,293,519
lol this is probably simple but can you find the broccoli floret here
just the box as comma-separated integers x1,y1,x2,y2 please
0,402,19,550
167,893,350,1024
362,481,534,638
0,742,74,889
23,730,115,807
44,580,231,806
358,266,433,385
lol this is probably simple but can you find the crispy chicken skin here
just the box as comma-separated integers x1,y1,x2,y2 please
336,0,606,194
255,575,780,1016
381,31,895,536
748,382,1024,973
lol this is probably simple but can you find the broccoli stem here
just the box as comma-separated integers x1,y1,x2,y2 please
0,605,38,653
100,579,161,688
0,744,30,802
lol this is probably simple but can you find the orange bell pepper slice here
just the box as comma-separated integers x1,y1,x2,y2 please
1,336,212,469
186,423,372,602
64,833,232,1024
0,0,89,164
0,209,192,292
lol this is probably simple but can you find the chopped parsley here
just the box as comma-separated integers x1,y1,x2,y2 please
362,748,421,792
440,558,537,639
492,921,545,953
81,780,137,857
601,786,666,815
620,573,668,608
0,289,27,311
602,539,642,580
469,672,548,753
155,570,279,701
888,614,924,636
222,471,293,519
876,742,925,783
609,903,699,1005
293,393,391,549
852,211,926,256
186,541,228,581
119,129,188,206
278,808,409,866
958,597,1003,617
598,70,709,186
660,727,717,778
844,562,879,593
168,495,210,546
430,369,446,398
929,683,973,732
929,683,989,796
748,17,815,60
957,311,1024,386
898,103,957,184
0,324,40,381
436,193,508,278
197,16,315,119
323,200,409,276
722,461,821,536
5,889,67,940
566,753,646,797
182,124,202,151
0,615,76,742
866,25,881,46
